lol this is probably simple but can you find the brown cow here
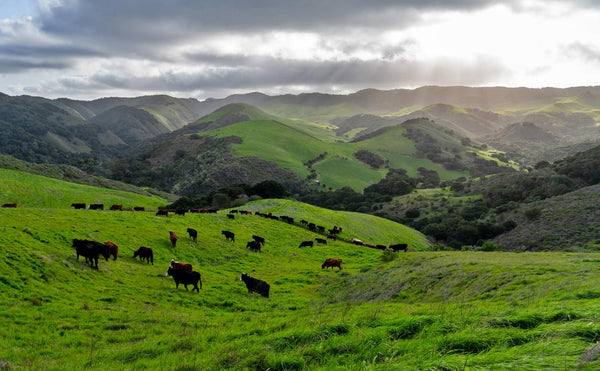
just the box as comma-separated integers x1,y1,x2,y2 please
109,204,123,211
156,209,168,216
133,206,145,211
170,259,193,272
1,203,17,208
104,240,119,260
322,258,343,271
169,231,178,248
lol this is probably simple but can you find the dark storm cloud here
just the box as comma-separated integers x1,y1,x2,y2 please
0,57,69,72
7,0,595,98
71,55,507,93
0,43,102,58
38,0,518,47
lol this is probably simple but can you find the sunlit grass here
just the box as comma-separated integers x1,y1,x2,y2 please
3,171,600,369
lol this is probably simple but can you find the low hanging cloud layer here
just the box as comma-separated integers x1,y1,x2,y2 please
1,0,600,99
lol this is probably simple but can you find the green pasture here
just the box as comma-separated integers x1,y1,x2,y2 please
196,120,330,177
0,168,167,210
312,155,386,191
196,118,470,191
3,171,600,369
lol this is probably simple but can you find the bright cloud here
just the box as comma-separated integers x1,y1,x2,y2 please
0,0,599,99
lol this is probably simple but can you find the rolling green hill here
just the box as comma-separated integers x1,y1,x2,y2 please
108,104,514,195
0,168,169,209
3,174,600,369
0,153,173,200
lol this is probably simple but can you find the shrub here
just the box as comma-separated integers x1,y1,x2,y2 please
405,208,420,218
480,242,499,251
523,207,542,221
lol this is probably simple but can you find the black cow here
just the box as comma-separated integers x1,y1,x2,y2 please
315,238,327,244
299,240,313,248
241,273,270,298
133,246,154,264
175,209,186,216
167,267,202,292
227,214,235,220
307,223,316,231
221,230,235,242
317,225,326,232
72,239,110,269
89,203,104,210
246,240,262,252
389,243,408,252
71,203,85,209
252,235,265,246
375,244,387,250
187,228,197,242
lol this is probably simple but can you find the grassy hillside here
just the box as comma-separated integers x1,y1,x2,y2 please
190,109,495,192
240,199,428,248
0,154,173,200
197,120,329,177
3,193,600,369
0,168,169,209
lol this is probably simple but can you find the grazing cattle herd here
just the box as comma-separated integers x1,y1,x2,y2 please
0,200,412,298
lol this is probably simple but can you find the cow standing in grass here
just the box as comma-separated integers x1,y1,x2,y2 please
241,273,270,298
133,246,153,264
167,267,202,292
252,235,265,246
72,239,110,269
246,240,262,252
322,258,343,271
389,243,408,252
299,240,313,248
104,240,119,260
187,228,197,242
169,231,178,248
221,230,235,242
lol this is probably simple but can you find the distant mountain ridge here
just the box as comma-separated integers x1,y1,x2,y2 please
2,85,600,170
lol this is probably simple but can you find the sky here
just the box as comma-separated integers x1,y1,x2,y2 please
1,0,600,100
